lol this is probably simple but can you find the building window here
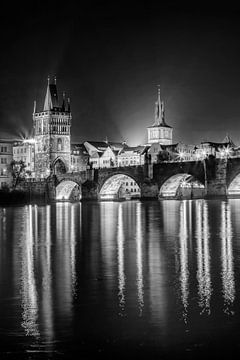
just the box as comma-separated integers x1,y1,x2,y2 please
57,138,63,151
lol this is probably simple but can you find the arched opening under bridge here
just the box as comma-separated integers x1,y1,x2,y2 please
228,173,240,196
56,180,81,201
159,173,205,199
100,174,141,200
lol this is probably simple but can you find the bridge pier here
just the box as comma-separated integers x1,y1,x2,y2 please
205,158,227,197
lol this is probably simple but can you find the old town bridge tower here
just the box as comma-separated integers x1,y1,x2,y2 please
33,77,72,177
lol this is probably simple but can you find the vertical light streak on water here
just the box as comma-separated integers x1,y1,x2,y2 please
34,205,38,255
56,203,73,317
21,205,39,337
196,201,212,314
70,204,77,296
136,202,144,316
117,203,125,313
41,205,54,341
179,200,189,323
221,202,235,314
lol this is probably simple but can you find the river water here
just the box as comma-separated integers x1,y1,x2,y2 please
0,199,240,359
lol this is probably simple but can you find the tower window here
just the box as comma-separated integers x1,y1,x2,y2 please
57,138,63,151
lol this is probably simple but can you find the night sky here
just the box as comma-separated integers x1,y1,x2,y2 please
1,2,240,146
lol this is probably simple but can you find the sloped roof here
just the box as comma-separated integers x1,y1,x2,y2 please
44,83,59,110
147,123,172,129
119,145,146,155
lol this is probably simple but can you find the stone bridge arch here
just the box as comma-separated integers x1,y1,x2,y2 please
96,166,146,190
56,179,82,201
153,161,205,186
226,158,240,196
99,173,142,200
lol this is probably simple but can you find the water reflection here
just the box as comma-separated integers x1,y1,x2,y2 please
136,202,144,315
117,204,126,313
220,202,235,314
178,200,189,323
70,204,77,296
40,205,53,340
21,205,39,337
2,200,240,357
195,200,212,315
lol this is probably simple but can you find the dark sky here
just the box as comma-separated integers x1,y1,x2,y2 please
1,2,240,146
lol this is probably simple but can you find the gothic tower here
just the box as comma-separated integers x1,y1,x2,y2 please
33,77,71,177
147,86,173,145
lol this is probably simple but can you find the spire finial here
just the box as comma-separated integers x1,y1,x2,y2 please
154,84,162,124
67,97,71,112
33,100,36,114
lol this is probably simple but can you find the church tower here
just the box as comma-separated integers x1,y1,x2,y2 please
147,86,173,145
33,77,72,177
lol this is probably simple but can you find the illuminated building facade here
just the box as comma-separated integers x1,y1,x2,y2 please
13,140,35,174
117,146,147,167
33,78,71,178
70,144,89,172
0,139,13,188
84,141,124,169
147,86,173,145
119,178,141,198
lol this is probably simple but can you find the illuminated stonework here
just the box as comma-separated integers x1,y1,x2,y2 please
159,173,204,198
56,180,81,200
228,174,240,195
33,78,71,178
100,174,141,200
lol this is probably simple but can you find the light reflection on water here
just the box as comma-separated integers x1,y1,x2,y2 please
1,199,240,357
221,202,235,314
196,200,212,315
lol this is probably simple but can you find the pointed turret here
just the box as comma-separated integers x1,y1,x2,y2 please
62,92,66,112
43,76,59,111
33,100,36,114
67,97,71,112
160,100,166,126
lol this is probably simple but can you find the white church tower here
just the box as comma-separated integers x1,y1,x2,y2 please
147,86,172,145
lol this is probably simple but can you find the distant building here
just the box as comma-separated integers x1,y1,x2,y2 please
0,139,13,188
33,77,71,177
13,140,35,174
84,141,124,169
117,145,147,167
119,178,141,199
70,143,89,172
147,86,173,145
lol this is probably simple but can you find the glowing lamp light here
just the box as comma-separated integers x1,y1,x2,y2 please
178,151,186,161
181,180,187,187
23,138,36,144
201,149,207,158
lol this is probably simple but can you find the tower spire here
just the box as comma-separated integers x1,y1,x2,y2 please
160,100,166,125
43,76,59,111
62,92,66,111
154,85,162,125
67,97,71,112
33,100,36,114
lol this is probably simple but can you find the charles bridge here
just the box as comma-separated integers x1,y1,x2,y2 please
18,155,240,201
